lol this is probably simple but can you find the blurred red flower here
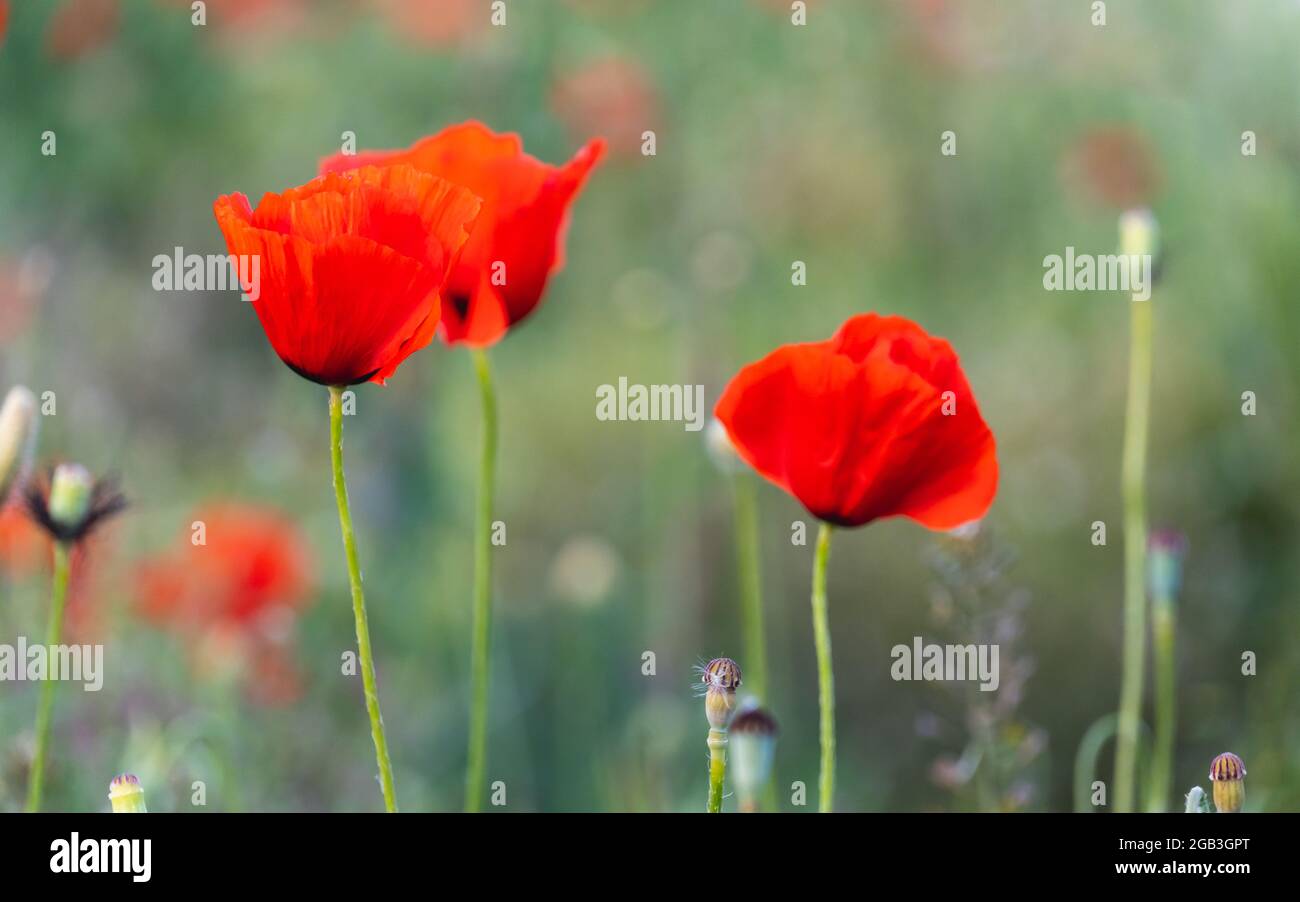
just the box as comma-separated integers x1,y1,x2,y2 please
373,0,486,47
0,501,49,576
550,56,659,161
47,0,120,61
213,165,481,385
1061,125,1162,210
321,122,604,347
0,1,10,48
715,313,997,529
135,504,314,703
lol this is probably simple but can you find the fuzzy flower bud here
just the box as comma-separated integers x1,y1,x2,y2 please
730,704,779,810
1119,207,1161,276
702,657,742,730
1209,752,1246,813
1184,785,1210,813
1147,529,1188,600
48,463,95,530
0,385,38,505
108,774,148,813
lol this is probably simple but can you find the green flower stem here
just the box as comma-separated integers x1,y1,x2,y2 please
328,385,398,813
1114,295,1153,813
25,542,71,813
464,348,498,813
1073,712,1119,812
811,522,835,812
1146,595,1176,812
707,727,728,813
732,473,767,703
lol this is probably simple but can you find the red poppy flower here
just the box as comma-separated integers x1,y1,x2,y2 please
0,501,49,575
320,121,604,347
714,313,997,530
136,504,312,629
0,1,10,48
136,504,314,703
46,0,119,61
213,165,481,385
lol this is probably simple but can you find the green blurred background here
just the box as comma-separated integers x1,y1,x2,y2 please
1,0,1298,812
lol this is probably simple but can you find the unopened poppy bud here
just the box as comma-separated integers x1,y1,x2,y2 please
1119,207,1161,289
1209,752,1246,813
0,385,38,505
108,774,148,813
730,704,779,811
47,463,95,531
1184,785,1210,813
1147,529,1188,600
702,657,742,729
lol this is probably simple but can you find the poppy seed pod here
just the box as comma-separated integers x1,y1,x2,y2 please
1209,752,1246,813
0,385,38,505
108,774,147,813
25,464,127,544
730,705,779,810
47,463,94,529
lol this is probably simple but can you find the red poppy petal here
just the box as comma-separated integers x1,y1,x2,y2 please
715,314,997,530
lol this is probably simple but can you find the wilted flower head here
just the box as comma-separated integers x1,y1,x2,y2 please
1209,752,1246,813
25,464,126,544
108,773,147,813
0,385,37,504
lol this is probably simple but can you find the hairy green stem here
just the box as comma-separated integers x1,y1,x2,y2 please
732,473,767,703
1147,596,1176,812
329,385,398,812
464,348,498,813
811,522,835,812
25,542,71,812
707,728,728,813
1114,296,1153,813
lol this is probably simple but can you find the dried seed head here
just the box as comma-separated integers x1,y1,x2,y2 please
0,386,38,505
108,774,148,813
1209,752,1246,813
